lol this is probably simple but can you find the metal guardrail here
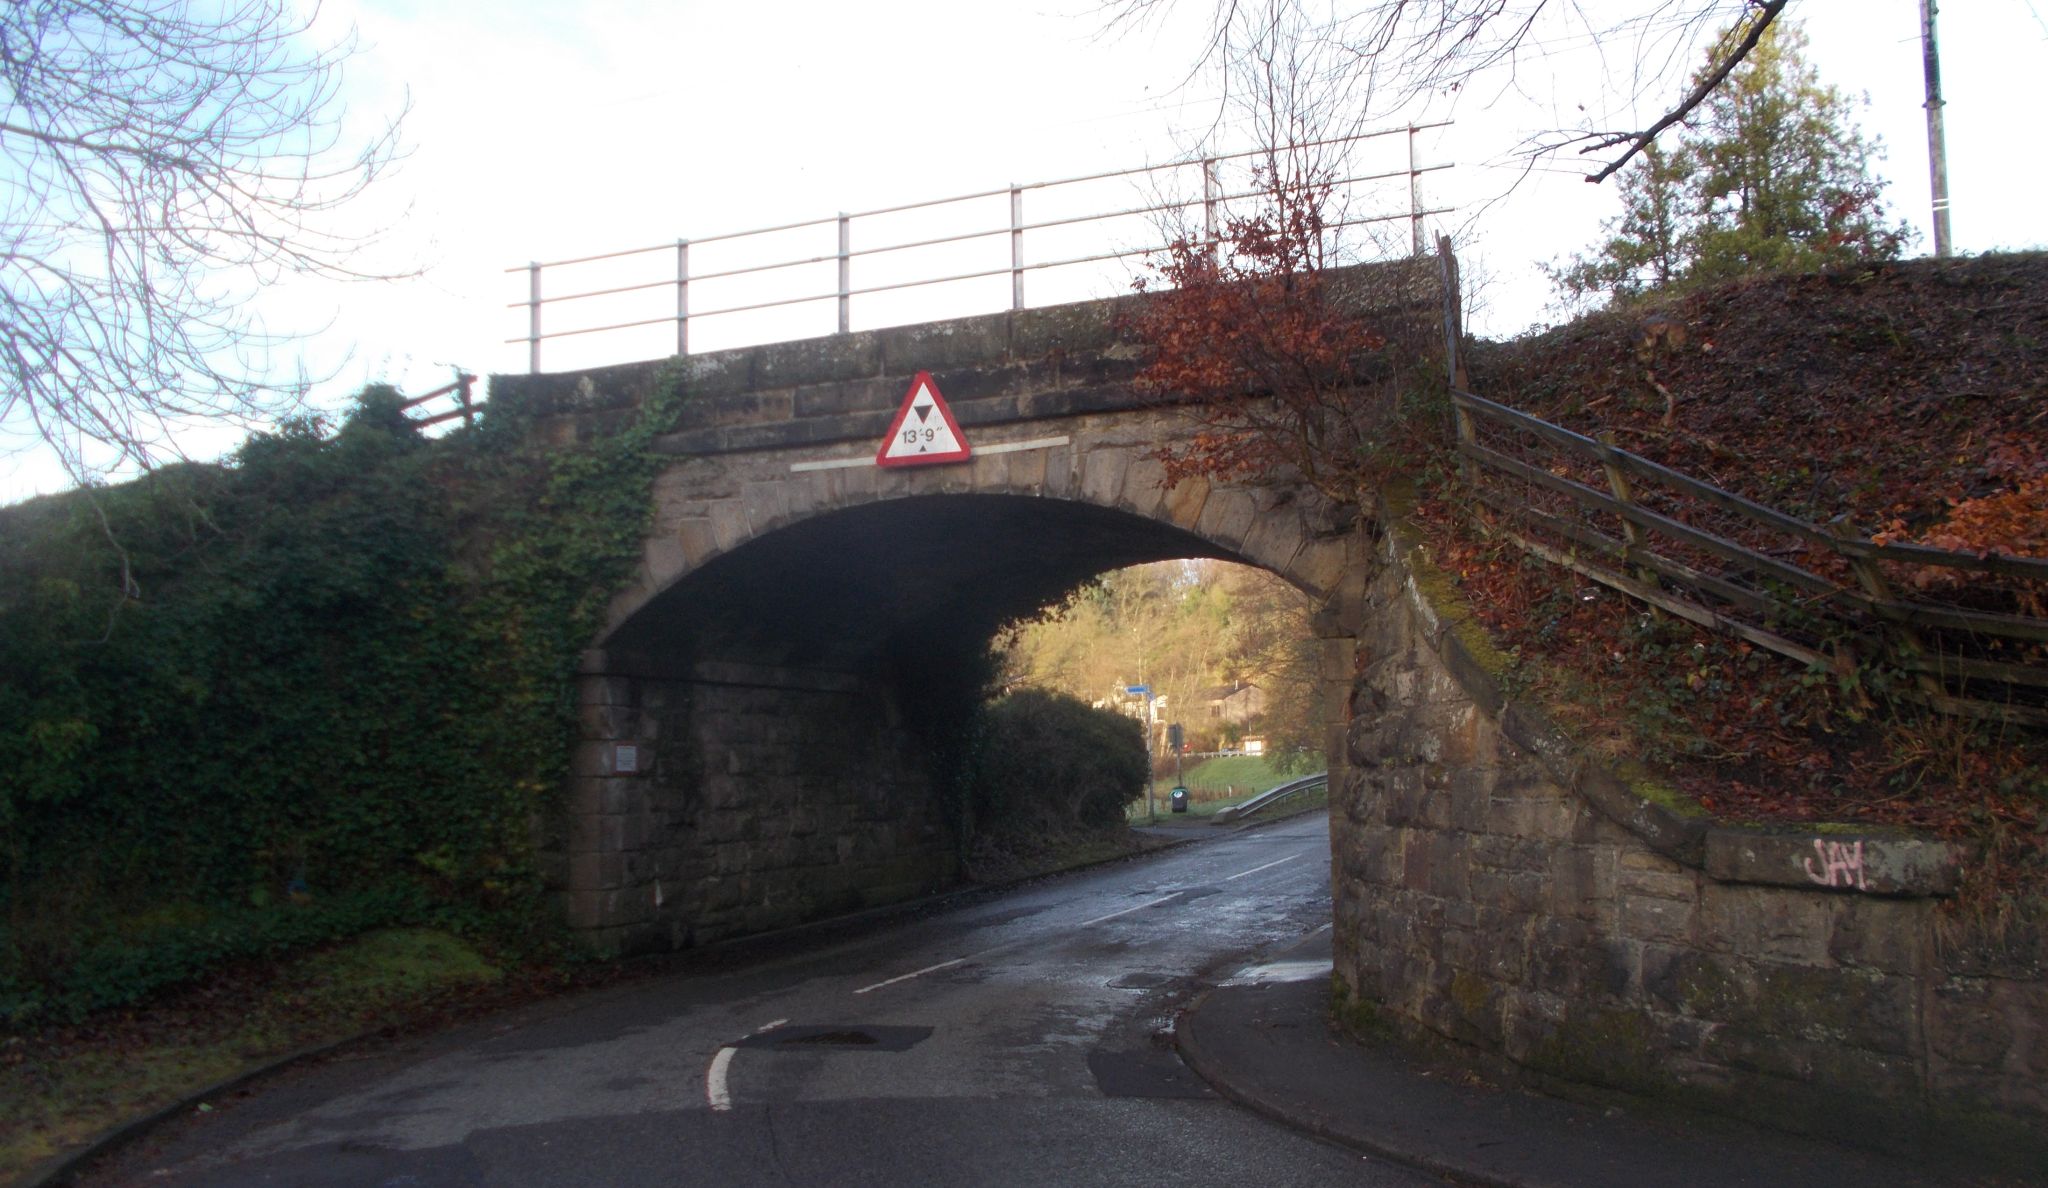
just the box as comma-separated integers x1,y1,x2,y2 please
1212,773,1329,821
507,125,1453,372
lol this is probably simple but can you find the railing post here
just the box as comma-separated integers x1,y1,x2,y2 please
1436,232,1465,390
458,372,476,429
1010,184,1025,311
1408,126,1424,257
1594,431,1658,593
675,239,691,356
1451,396,1479,488
1826,519,1945,700
1202,157,1221,267
837,213,852,334
527,262,542,374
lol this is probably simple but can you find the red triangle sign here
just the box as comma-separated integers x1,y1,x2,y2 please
875,371,971,468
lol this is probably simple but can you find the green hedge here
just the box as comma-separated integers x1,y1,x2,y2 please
0,383,673,1025
968,689,1148,829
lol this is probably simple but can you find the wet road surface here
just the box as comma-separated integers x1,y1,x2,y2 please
83,815,1433,1186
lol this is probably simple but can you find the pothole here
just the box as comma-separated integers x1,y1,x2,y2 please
735,1023,935,1052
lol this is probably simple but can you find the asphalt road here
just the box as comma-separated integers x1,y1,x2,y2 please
82,816,1433,1187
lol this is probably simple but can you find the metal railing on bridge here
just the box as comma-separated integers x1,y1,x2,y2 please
507,124,1453,373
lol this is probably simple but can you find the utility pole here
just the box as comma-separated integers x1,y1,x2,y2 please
1920,0,1953,257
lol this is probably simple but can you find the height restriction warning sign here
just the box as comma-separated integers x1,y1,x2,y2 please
875,371,971,468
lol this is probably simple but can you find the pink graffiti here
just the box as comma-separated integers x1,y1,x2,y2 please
1803,839,1868,891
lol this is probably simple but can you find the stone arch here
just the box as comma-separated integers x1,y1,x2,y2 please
555,416,1371,956
595,408,1367,654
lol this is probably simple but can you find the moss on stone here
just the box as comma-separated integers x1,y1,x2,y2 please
1449,968,1492,1019
1330,975,1394,1041
1394,530,1523,683
1674,953,1743,1017
1528,1006,1661,1093
1608,760,1713,820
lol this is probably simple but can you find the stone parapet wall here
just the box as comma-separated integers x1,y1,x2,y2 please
487,256,1444,460
1333,515,2048,1152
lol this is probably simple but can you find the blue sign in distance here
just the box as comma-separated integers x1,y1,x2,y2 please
1125,685,1149,695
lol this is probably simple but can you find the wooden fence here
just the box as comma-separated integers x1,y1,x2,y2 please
1427,235,2046,727
399,374,479,430
1446,386,2048,727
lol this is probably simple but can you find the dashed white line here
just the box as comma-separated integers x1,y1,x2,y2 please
853,956,968,995
847,863,1302,1000
1075,891,1183,928
1222,853,1304,881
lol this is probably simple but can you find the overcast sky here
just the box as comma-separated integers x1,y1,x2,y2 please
4,0,2043,502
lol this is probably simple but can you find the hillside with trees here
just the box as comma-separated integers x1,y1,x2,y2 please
997,561,1324,769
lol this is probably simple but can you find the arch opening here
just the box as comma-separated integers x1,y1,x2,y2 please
559,492,1355,955
599,495,1254,678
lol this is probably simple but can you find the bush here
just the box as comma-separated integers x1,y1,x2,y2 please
0,379,674,1026
969,690,1148,829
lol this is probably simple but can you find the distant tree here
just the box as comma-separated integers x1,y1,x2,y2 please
1682,22,1909,280
997,561,1324,761
1551,21,1909,309
1547,142,1693,304
0,0,408,482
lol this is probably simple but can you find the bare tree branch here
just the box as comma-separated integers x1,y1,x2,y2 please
0,0,411,486
1102,0,1796,185
1581,0,1787,182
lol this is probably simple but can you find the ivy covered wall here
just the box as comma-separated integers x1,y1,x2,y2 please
0,385,673,1024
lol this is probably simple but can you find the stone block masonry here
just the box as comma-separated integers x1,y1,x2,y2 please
1333,511,2048,1156
503,265,1447,969
558,662,956,956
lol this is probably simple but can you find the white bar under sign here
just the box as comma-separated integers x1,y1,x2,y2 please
789,435,1069,473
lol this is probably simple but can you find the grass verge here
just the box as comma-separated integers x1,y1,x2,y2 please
1177,754,1294,795
0,928,508,1186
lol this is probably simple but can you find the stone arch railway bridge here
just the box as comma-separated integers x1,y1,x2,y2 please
497,255,1440,954
488,251,2043,1150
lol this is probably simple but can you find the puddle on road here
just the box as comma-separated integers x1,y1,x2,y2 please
1219,958,1332,986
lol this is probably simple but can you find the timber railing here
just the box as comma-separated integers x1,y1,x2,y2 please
399,373,479,430
1445,387,2048,727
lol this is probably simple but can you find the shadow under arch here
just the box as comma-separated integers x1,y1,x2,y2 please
559,490,1361,956
599,494,1287,677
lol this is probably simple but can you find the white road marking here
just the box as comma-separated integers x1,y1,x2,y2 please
853,957,968,995
1222,852,1304,881
706,1019,789,1112
1075,891,1183,928
845,855,1311,999
706,1047,736,1112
